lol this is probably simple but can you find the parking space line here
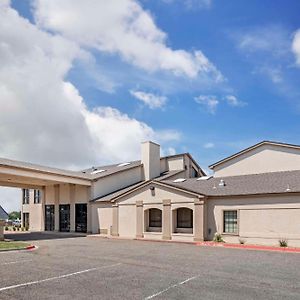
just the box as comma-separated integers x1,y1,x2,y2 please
1,259,33,266
144,275,199,299
0,262,122,292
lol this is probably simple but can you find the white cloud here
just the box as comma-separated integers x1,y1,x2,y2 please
162,0,212,9
33,0,222,80
292,29,300,65
0,188,21,214
225,95,247,107
236,25,290,57
0,1,180,171
203,142,215,149
194,95,219,114
130,90,167,109
166,147,176,156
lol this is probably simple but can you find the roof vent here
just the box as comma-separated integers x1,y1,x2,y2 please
197,175,212,181
91,169,106,175
173,178,186,183
286,184,291,192
219,179,226,187
118,162,131,167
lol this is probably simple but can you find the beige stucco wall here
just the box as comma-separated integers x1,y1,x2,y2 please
92,167,143,199
167,157,184,172
141,141,160,180
94,183,200,241
21,189,43,231
90,203,113,234
207,194,300,246
45,185,55,204
213,144,300,177
30,184,89,232
118,205,137,238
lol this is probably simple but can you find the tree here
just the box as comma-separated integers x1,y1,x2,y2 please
8,211,21,220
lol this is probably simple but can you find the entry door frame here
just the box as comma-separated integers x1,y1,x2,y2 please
75,203,87,233
59,204,70,232
45,204,55,231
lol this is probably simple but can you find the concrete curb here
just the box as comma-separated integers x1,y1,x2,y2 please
196,241,300,253
0,244,36,252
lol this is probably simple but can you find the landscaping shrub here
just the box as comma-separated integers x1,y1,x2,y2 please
12,226,16,231
25,226,29,231
5,226,8,231
213,233,224,243
279,239,288,247
21,227,25,231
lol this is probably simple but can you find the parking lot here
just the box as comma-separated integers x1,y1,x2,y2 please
0,233,300,299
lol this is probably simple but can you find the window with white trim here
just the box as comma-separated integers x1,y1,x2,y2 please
22,189,30,204
34,189,41,204
223,210,238,234
148,208,162,228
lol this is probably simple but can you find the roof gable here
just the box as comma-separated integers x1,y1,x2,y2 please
209,141,300,169
92,180,204,203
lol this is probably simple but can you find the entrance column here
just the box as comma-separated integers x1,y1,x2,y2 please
87,187,92,233
41,186,46,231
193,197,206,242
162,199,171,240
111,204,119,236
54,184,60,231
70,184,76,232
136,201,143,238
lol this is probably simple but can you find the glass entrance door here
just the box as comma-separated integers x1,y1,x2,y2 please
59,204,70,232
75,204,87,233
45,205,55,231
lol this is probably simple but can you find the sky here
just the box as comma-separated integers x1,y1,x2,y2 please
1,0,300,212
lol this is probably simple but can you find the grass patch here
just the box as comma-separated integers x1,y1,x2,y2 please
0,241,31,251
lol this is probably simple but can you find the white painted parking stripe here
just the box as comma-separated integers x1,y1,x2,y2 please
144,275,199,299
0,263,122,292
1,259,33,266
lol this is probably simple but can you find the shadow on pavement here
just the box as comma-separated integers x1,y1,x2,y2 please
4,232,87,242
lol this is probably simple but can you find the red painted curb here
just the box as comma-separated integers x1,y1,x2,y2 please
196,242,300,253
26,245,35,250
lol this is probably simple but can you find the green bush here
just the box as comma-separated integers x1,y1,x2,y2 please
25,226,29,231
21,227,25,231
213,233,224,243
12,226,16,231
5,226,8,231
279,239,288,247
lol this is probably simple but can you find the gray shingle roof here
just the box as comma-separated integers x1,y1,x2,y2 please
0,157,91,180
164,170,300,197
91,170,184,202
83,161,142,180
0,205,8,220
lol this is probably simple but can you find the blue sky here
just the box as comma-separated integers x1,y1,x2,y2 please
1,0,300,211
8,0,300,169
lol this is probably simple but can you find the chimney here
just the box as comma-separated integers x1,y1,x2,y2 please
141,141,161,181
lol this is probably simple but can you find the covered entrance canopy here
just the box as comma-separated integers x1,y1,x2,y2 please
0,157,92,236
0,157,91,189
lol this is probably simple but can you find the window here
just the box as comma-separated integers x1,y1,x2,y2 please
177,208,193,228
191,167,198,178
149,208,162,228
23,212,29,228
22,189,30,204
223,210,238,234
34,190,41,204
